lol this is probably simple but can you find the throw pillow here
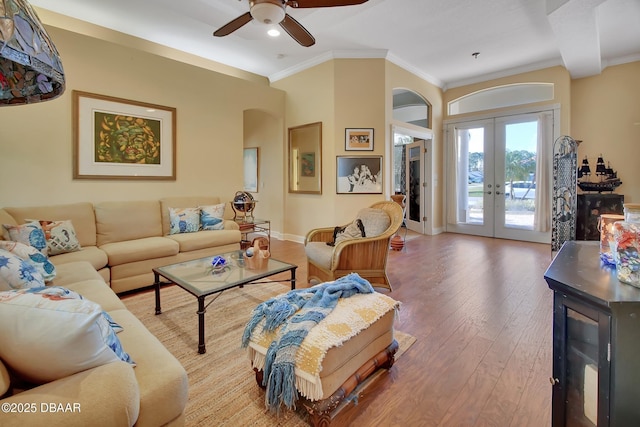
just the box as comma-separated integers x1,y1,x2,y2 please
169,207,200,234
0,286,135,384
0,248,45,291
30,219,82,256
357,208,391,237
0,240,56,282
200,203,225,230
3,221,48,255
334,219,367,246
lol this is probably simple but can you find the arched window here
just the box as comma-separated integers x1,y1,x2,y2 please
448,83,554,116
393,89,430,128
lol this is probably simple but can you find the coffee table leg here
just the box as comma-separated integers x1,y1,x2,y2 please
197,296,206,354
154,272,162,315
291,267,297,290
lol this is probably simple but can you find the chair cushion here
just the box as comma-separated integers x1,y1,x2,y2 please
357,208,390,237
305,242,333,270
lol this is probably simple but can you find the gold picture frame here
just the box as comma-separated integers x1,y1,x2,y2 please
73,90,176,180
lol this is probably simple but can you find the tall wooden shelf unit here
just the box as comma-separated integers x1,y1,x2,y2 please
544,242,640,426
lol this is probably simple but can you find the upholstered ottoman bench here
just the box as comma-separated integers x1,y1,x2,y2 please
246,291,399,426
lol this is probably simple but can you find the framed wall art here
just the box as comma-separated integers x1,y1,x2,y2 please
243,147,259,192
345,128,374,151
288,122,322,194
73,90,176,180
336,155,383,194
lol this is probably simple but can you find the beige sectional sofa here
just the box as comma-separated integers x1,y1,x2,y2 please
0,196,242,426
0,261,189,426
0,196,242,293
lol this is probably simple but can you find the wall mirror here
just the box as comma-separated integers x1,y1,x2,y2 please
288,121,322,194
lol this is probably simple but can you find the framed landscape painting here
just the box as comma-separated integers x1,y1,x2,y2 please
73,90,176,180
336,156,383,194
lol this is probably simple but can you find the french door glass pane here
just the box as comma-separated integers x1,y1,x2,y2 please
463,128,485,224
503,121,537,230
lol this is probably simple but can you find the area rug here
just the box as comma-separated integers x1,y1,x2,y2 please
122,282,416,426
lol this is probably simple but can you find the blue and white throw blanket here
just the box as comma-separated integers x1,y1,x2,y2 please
241,273,375,412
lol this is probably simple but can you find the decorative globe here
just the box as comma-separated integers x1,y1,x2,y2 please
233,191,255,212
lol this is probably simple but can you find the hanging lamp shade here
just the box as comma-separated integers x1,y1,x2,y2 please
0,0,65,105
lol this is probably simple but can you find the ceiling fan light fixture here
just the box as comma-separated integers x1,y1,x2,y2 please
267,28,281,37
251,3,285,25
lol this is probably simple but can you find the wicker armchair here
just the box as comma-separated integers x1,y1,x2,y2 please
303,201,404,291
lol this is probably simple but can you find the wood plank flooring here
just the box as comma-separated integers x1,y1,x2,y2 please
268,232,554,427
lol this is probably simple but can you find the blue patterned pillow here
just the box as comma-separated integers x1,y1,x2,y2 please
0,248,45,291
0,286,134,384
3,221,48,255
200,204,226,230
169,207,200,234
0,240,56,282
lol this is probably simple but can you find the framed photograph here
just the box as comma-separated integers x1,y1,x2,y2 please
73,90,176,180
345,128,374,151
336,156,383,194
243,147,259,192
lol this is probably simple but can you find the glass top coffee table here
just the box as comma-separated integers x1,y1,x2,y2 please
153,251,297,354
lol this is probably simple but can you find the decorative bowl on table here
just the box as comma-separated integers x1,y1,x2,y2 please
210,256,228,274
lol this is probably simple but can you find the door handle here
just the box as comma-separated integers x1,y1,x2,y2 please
495,191,502,195
485,191,492,195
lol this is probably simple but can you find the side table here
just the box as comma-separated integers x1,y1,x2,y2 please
234,218,270,249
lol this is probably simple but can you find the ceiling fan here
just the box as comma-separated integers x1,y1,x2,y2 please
213,0,369,47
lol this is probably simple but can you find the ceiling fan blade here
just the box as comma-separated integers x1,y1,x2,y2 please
213,12,253,37
289,0,368,8
280,14,315,47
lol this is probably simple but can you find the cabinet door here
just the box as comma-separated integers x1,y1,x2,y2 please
553,294,611,426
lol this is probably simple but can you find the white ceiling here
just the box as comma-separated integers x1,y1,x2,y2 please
31,0,640,89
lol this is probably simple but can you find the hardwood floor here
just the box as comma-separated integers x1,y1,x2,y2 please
268,232,554,427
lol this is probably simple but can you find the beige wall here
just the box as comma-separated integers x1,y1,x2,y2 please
0,25,285,223
273,58,444,240
272,61,336,240
571,61,640,202
243,110,284,235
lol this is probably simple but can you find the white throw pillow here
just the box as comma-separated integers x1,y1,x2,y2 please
199,203,226,230
0,286,134,384
169,207,200,234
28,219,82,256
0,248,45,291
0,240,56,282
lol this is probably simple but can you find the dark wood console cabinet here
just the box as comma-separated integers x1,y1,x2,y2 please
576,194,624,240
544,242,640,426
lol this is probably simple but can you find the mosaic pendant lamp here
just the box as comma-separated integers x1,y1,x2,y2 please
0,0,65,105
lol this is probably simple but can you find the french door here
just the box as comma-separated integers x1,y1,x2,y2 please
445,112,553,243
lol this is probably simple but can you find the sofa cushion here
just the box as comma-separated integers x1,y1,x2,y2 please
200,204,226,230
0,240,56,282
50,246,109,272
166,229,241,252
0,209,17,240
0,248,45,290
0,286,135,384
100,237,179,266
95,201,163,246
4,203,97,248
169,207,200,234
109,309,189,427
0,358,9,396
3,221,48,255
33,219,82,255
